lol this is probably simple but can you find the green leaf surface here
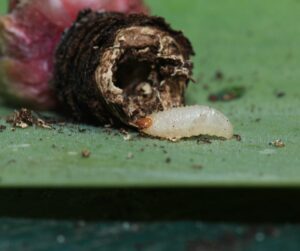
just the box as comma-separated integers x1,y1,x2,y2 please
0,0,299,187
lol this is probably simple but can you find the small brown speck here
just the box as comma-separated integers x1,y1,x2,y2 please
0,125,6,132
78,128,86,133
6,108,52,129
81,150,91,158
215,70,224,80
192,164,203,170
165,157,171,163
139,148,145,152
233,134,242,141
276,91,285,98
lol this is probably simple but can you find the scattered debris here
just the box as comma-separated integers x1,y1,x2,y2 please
192,164,203,170
119,128,132,141
214,70,224,81
269,139,285,148
165,157,171,163
233,134,242,141
209,86,246,102
0,125,6,132
123,133,132,141
6,108,52,129
275,91,285,98
81,150,91,158
36,118,52,129
78,128,87,133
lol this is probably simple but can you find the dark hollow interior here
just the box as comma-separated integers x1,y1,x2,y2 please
115,58,153,93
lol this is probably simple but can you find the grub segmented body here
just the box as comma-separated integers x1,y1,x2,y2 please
138,105,233,140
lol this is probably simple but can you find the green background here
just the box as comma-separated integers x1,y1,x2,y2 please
0,0,299,187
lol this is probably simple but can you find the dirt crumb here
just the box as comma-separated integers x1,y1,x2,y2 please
209,86,245,102
0,125,6,132
6,108,52,129
192,164,203,170
276,91,285,98
269,139,285,148
81,150,91,158
165,157,171,163
233,134,242,141
215,70,224,80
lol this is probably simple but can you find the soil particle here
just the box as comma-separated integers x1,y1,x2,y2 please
192,164,203,170
269,139,285,148
0,125,6,132
209,86,245,102
214,70,224,81
119,128,132,141
78,128,87,133
6,108,52,129
165,157,171,163
233,134,242,141
276,91,285,98
81,150,91,158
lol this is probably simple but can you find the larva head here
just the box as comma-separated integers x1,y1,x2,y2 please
134,117,153,129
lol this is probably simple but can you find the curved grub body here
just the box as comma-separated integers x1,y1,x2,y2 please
139,105,233,140
54,11,194,125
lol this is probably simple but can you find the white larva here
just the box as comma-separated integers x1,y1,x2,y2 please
136,105,233,141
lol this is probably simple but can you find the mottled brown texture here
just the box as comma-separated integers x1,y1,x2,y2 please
6,108,52,129
54,11,194,126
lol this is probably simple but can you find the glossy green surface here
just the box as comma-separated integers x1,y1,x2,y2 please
0,0,299,187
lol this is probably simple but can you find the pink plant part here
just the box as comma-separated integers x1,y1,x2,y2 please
0,0,149,109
